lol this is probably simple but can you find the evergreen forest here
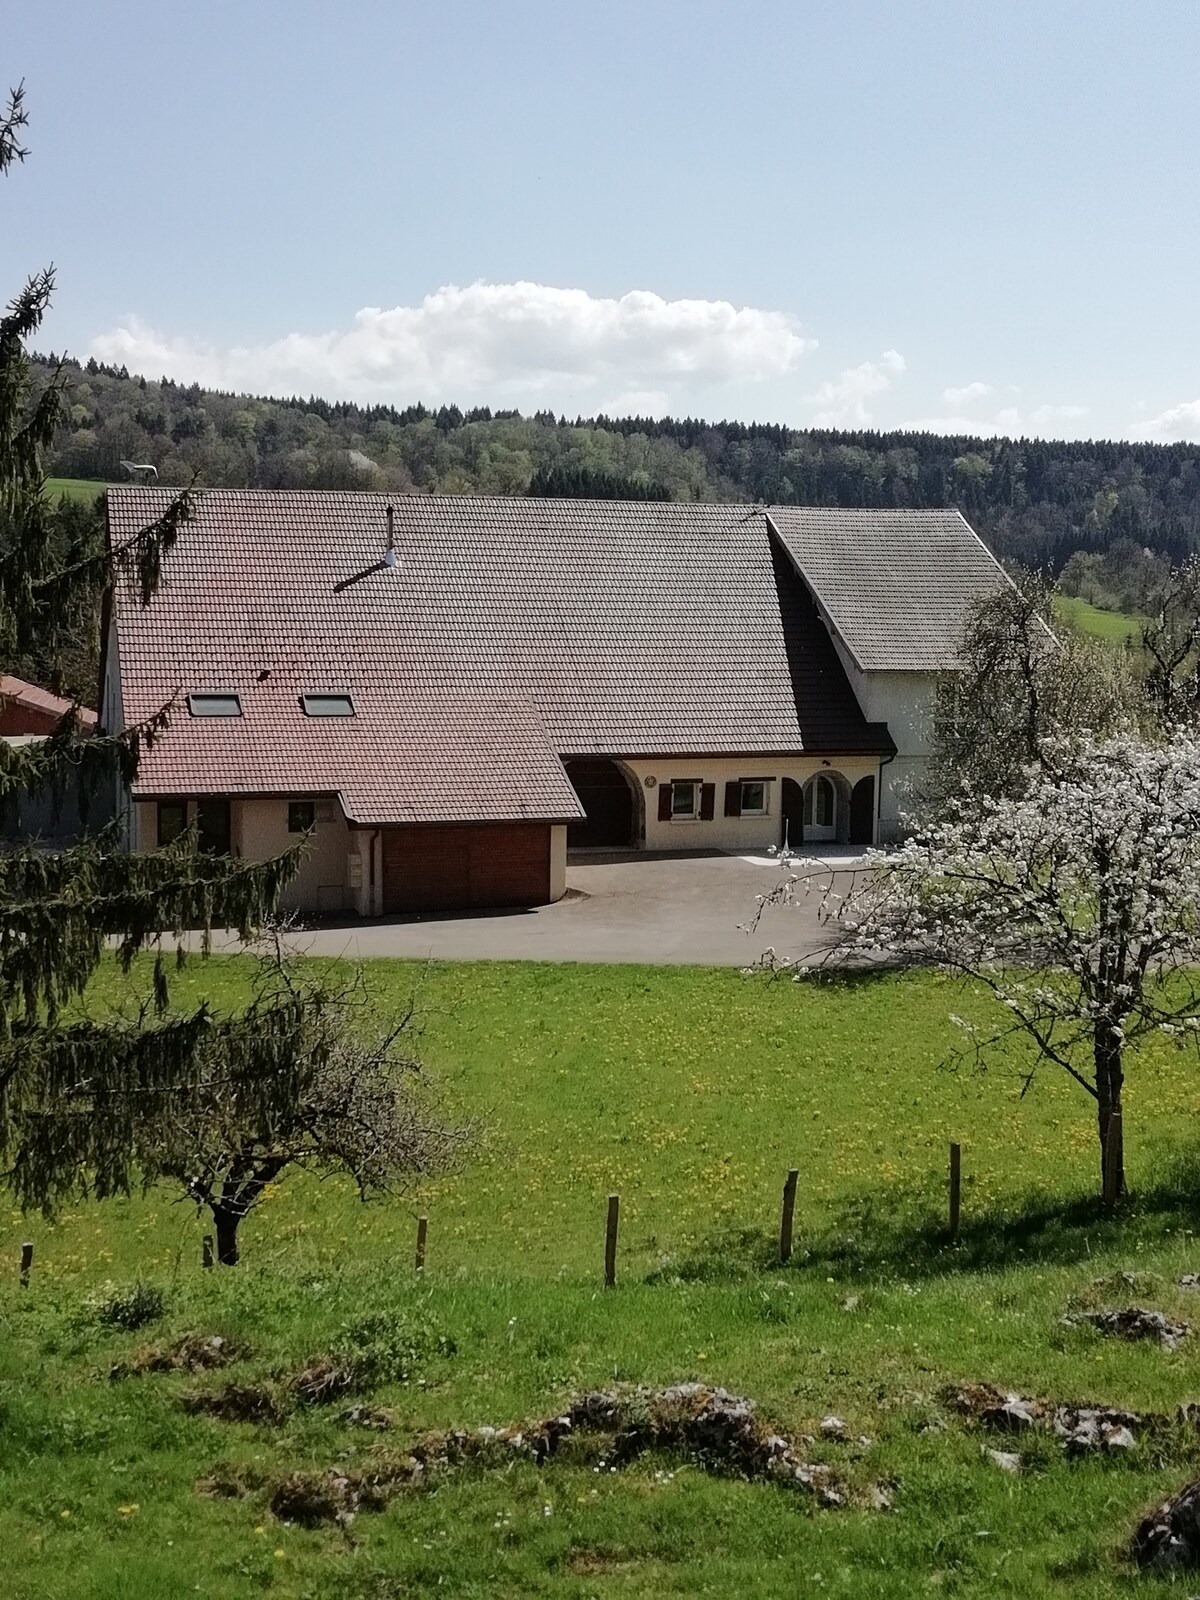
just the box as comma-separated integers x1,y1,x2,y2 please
37,353,1200,574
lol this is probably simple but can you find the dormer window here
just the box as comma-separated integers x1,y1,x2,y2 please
188,692,242,718
301,693,355,718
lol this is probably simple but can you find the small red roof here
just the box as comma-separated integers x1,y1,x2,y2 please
0,675,97,728
129,683,584,825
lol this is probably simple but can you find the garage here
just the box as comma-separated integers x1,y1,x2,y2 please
381,822,553,913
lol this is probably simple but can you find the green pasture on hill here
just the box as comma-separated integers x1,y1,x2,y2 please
1053,593,1145,643
5,957,1200,1597
44,476,106,503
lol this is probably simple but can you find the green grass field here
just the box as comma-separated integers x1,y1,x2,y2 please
4,957,1200,1597
44,477,107,503
1053,594,1145,644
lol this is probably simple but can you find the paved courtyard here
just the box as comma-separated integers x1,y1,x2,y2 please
265,848,868,967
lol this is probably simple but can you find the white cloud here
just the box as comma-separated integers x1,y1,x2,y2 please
597,388,670,418
901,414,1003,437
1137,399,1200,441
88,282,816,409
1027,403,1088,429
942,381,992,406
807,350,905,427
901,401,1089,439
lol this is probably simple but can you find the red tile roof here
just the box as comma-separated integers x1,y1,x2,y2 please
0,675,97,732
129,687,583,824
109,490,895,823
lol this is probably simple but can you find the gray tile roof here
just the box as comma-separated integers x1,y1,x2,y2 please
767,507,1008,672
109,492,893,824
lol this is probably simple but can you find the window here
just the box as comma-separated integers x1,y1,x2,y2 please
301,693,354,718
740,779,768,816
157,799,188,846
188,692,242,717
671,779,699,819
288,800,316,833
196,798,231,855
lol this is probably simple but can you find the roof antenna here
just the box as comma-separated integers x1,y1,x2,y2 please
383,504,397,568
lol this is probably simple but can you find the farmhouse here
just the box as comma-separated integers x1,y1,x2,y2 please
102,490,1005,916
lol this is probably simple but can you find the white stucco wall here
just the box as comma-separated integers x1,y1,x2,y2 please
101,618,133,846
133,796,353,914
236,799,351,913
549,824,567,900
622,756,881,852
825,636,941,838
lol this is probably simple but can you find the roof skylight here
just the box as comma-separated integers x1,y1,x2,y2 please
301,693,355,718
188,692,242,718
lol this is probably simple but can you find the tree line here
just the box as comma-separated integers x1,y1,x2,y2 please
36,354,1200,573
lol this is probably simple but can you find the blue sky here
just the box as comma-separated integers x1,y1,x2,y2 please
6,0,1200,438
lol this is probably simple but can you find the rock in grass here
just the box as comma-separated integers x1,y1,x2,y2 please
110,1331,242,1381
946,1382,1144,1456
1131,1478,1200,1570
1062,1307,1189,1350
983,1447,1022,1474
258,1382,857,1527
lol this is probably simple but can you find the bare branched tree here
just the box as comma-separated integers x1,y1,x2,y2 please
1142,556,1200,730
139,941,466,1264
922,570,1138,815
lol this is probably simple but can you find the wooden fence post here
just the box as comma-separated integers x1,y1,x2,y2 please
202,1236,214,1270
779,1168,799,1264
19,1241,32,1288
415,1215,428,1272
948,1143,962,1242
604,1194,620,1288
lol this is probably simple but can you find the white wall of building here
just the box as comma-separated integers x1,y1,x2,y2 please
133,796,354,914
824,635,941,837
549,824,568,900
101,619,134,847
621,755,881,852
237,799,352,913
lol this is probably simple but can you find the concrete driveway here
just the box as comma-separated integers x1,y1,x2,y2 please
270,848,867,967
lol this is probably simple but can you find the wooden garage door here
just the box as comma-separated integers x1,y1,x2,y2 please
381,823,552,913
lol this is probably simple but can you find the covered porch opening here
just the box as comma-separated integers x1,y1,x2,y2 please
780,771,877,848
564,758,641,848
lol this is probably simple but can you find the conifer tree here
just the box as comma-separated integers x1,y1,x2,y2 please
0,83,306,1213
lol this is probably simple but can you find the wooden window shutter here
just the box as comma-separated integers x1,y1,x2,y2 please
724,780,741,817
700,782,715,821
657,783,673,822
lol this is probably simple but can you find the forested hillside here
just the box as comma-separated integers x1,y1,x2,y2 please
38,354,1200,570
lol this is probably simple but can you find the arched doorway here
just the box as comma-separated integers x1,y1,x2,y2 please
564,758,637,847
850,776,875,846
802,774,838,842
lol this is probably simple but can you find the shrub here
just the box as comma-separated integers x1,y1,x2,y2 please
83,1280,166,1331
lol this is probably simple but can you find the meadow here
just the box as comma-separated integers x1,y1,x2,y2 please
44,476,107,504
1054,594,1146,644
4,956,1200,1597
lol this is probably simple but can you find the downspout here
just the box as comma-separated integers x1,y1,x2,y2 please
875,749,895,845
372,828,381,916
